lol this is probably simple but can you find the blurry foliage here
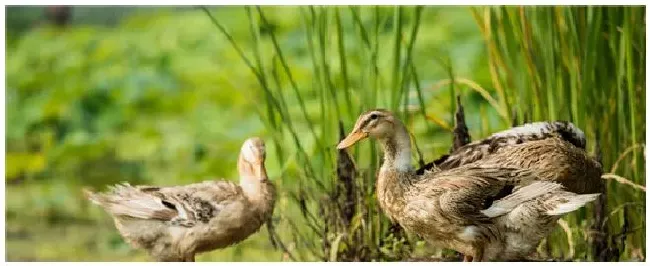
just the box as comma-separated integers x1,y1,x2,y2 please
6,7,270,187
6,7,273,261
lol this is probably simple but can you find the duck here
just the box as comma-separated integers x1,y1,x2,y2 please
337,109,601,261
83,137,276,262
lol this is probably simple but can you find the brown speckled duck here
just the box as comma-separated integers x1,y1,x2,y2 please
84,137,276,262
337,109,601,261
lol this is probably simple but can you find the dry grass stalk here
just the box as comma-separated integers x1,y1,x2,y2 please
610,143,645,174
601,174,646,192
557,218,575,259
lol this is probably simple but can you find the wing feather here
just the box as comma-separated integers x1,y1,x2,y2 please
84,183,178,220
84,180,243,225
417,121,588,173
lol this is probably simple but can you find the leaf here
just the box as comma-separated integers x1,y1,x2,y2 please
349,212,364,233
6,152,47,180
328,233,344,262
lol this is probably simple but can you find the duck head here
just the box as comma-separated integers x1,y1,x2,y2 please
337,109,400,149
238,137,268,180
338,109,413,171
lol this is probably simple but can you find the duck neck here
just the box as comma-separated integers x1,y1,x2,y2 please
238,161,276,216
240,175,276,218
375,121,413,220
379,122,413,173
240,175,263,199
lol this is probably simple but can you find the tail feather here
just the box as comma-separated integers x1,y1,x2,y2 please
546,193,600,216
481,181,563,218
82,187,103,205
82,183,177,220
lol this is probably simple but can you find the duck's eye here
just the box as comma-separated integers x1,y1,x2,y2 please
369,113,378,120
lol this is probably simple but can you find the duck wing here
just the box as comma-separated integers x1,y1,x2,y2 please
495,188,599,229
424,166,537,216
416,121,587,174
85,180,243,226
486,183,599,260
404,166,545,246
84,183,179,220
474,137,603,194
156,180,245,226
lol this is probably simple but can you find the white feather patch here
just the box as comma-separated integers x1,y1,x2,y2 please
481,206,511,218
489,121,586,148
458,226,479,241
546,193,600,216
491,122,554,138
481,181,563,218
394,150,413,172
241,139,259,163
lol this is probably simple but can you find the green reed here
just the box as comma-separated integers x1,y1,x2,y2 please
203,6,433,260
472,6,645,261
203,5,645,261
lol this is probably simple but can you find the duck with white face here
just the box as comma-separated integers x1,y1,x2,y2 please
338,109,600,262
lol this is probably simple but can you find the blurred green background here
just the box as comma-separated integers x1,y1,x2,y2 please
5,5,645,262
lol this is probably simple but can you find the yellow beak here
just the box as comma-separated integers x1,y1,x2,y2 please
337,131,369,149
